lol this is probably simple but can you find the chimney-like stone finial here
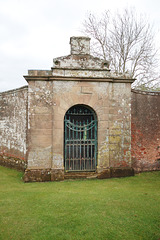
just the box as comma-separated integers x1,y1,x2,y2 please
70,36,90,55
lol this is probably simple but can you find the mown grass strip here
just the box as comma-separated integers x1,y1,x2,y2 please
0,166,160,240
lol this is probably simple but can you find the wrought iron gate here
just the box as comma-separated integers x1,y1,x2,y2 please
64,105,97,171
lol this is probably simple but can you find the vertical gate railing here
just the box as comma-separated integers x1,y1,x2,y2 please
64,106,97,171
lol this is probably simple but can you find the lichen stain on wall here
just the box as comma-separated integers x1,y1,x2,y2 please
27,146,52,169
0,87,28,162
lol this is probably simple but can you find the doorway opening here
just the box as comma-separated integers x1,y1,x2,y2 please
64,105,97,171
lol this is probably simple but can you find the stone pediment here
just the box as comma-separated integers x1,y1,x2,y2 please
52,54,110,70
52,55,111,79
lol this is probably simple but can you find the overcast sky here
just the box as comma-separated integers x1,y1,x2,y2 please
0,0,160,91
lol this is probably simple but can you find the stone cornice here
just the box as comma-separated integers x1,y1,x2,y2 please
23,75,134,83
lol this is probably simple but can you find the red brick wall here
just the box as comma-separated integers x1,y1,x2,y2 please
131,90,160,172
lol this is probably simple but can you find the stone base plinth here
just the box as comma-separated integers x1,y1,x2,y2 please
23,167,134,182
97,169,111,179
64,168,134,180
23,168,64,182
97,167,134,179
110,167,134,178
51,169,64,181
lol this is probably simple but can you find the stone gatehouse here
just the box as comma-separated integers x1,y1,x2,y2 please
0,36,159,182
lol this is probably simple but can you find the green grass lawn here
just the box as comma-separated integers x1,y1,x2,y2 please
0,166,160,240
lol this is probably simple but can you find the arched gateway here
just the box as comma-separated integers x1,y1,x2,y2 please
22,36,134,182
64,105,97,171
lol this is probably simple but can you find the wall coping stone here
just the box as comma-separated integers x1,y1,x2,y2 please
132,89,160,96
0,85,28,95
